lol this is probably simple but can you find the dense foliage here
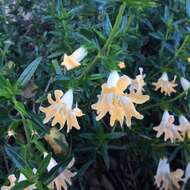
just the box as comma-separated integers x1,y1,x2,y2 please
1,0,190,189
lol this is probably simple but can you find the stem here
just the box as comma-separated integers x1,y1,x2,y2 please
103,2,127,51
78,53,101,80
78,2,127,80
125,14,133,33
167,90,187,103
166,34,190,66
140,90,189,112
148,34,190,80
159,28,170,58
21,115,32,153
38,77,52,113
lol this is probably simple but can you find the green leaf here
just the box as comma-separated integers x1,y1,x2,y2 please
186,0,190,18
47,51,63,59
12,181,34,190
79,133,95,140
87,73,106,80
101,144,110,170
37,153,52,177
13,100,28,117
0,74,19,99
77,160,94,177
123,0,158,9
17,57,42,86
4,144,33,177
103,13,112,37
106,132,126,139
93,29,106,43
52,59,63,76
27,112,48,133
68,5,84,17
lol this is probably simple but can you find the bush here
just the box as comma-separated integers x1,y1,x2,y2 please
1,0,190,189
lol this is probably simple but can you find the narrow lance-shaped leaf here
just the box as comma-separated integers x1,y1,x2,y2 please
4,144,33,177
43,156,73,185
17,57,42,86
101,143,110,170
37,153,52,177
12,181,34,190
186,0,190,18
103,13,112,37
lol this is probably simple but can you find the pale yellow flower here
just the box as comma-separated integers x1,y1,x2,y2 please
45,153,77,190
92,71,149,127
40,89,84,133
184,163,190,184
1,175,16,190
187,57,190,63
180,77,190,91
118,61,126,69
152,72,177,96
178,115,190,138
130,67,146,94
61,47,87,70
153,111,183,143
1,173,36,190
155,158,184,190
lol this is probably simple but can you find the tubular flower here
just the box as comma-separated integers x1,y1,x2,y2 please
152,72,177,96
180,77,190,91
40,89,84,133
61,47,87,70
184,163,190,184
1,173,36,190
178,115,190,139
45,153,77,190
153,111,183,143
1,175,16,190
91,71,149,127
130,67,146,94
155,158,184,190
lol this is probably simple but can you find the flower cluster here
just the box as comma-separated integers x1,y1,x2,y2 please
40,89,84,133
155,158,190,190
92,69,150,127
153,111,190,143
39,48,190,133
3,46,190,190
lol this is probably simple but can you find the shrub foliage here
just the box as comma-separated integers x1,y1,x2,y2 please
0,0,190,189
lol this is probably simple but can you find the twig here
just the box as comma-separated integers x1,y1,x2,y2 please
78,2,127,80
38,77,52,113
140,90,189,112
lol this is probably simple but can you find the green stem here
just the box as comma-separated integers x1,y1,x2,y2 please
21,115,32,153
166,34,190,66
78,2,127,80
140,90,189,112
148,34,190,80
78,52,101,80
103,2,126,51
125,14,133,33
159,28,170,58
